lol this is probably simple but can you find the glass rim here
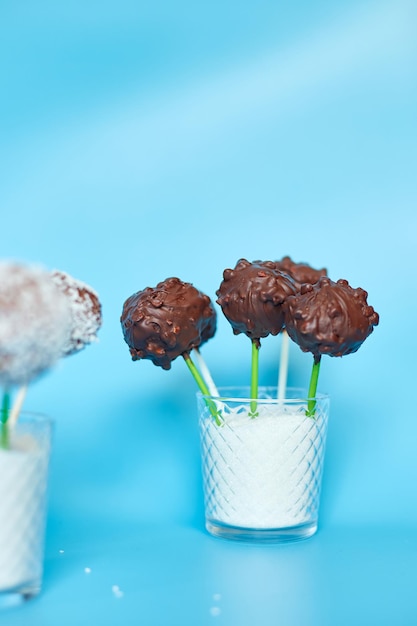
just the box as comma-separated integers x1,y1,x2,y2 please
0,411,54,455
2,411,54,427
197,386,329,403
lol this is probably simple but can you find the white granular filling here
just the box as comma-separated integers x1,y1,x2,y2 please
51,270,102,355
201,404,327,529
0,430,50,590
0,262,72,386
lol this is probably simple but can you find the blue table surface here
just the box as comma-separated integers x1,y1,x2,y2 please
1,0,417,623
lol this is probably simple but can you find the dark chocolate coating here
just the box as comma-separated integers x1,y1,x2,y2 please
121,277,216,370
273,256,327,291
283,277,379,359
216,259,296,345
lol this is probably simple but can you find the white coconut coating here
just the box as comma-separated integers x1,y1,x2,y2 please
51,270,102,356
0,262,72,387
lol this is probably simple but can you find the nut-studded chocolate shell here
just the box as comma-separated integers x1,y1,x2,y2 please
216,259,296,345
273,256,327,291
283,277,379,359
121,277,216,370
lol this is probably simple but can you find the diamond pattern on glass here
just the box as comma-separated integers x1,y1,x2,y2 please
0,425,51,593
199,402,328,529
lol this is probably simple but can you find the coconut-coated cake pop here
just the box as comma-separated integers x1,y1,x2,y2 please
51,270,102,356
121,277,217,370
0,261,71,386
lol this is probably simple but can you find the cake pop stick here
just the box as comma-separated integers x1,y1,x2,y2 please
250,340,260,417
183,353,222,425
192,348,219,397
277,330,290,401
1,389,10,448
306,356,321,417
1,389,10,422
8,384,28,429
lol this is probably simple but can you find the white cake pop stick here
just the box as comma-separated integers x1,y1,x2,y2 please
277,330,290,400
192,348,219,397
8,384,28,428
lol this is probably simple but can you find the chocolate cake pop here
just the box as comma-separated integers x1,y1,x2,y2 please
0,262,71,387
283,277,379,359
273,256,327,292
121,277,217,370
51,270,102,356
216,259,296,346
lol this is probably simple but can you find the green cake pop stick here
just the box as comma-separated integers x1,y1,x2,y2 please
306,356,321,417
183,354,222,426
1,389,10,449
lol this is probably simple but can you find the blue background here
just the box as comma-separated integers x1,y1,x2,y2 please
1,0,416,623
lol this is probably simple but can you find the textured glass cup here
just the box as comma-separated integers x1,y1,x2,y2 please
198,387,329,543
0,413,53,607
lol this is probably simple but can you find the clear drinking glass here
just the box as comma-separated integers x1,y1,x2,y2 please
0,412,53,607
198,387,329,543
